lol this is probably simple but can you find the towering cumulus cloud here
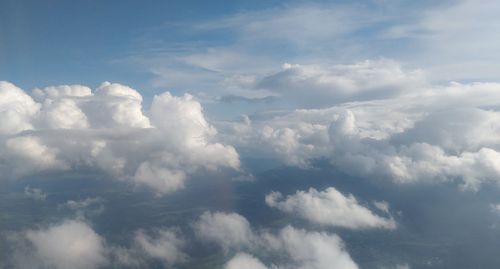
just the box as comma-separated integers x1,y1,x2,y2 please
0,81,239,194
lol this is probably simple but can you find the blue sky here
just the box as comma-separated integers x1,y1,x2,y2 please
3,0,494,101
0,0,310,88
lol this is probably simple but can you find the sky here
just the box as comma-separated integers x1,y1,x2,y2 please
3,0,500,101
2,0,500,269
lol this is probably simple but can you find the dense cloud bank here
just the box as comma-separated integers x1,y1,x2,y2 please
217,63,500,190
0,81,239,194
4,59,500,192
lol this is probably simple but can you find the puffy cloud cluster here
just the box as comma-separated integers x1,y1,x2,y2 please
218,75,500,190
194,211,359,269
266,187,396,229
0,81,239,194
7,219,187,269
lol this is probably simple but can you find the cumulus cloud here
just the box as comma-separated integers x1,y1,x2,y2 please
108,228,187,268
7,218,187,269
194,211,358,269
193,211,254,252
119,228,186,266
266,187,396,229
0,81,239,195
264,226,359,269
4,135,68,176
10,219,108,269
0,81,40,135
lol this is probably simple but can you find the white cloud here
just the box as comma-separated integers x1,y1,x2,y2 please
7,218,187,269
4,135,69,176
218,78,500,190
193,211,254,252
90,82,151,128
194,211,359,269
32,84,93,101
12,219,108,269
109,229,186,268
266,226,359,269
41,98,90,129
131,229,186,265
24,186,47,201
266,187,396,229
256,60,425,108
0,81,239,195
108,228,187,268
0,81,40,135
224,252,269,269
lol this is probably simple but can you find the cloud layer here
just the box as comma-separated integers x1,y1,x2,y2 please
256,60,425,108
217,66,500,191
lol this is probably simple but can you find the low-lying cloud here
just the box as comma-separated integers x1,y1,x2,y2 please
194,211,359,269
266,187,397,229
